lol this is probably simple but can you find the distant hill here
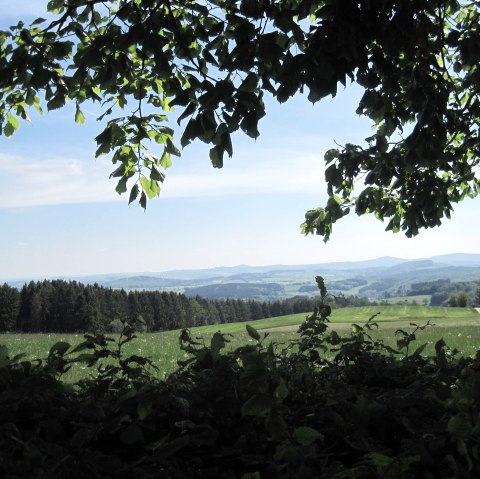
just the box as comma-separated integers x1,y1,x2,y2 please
429,253,480,267
4,253,480,300
103,276,190,289
184,283,285,299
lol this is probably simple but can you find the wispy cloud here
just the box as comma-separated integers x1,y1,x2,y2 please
0,145,327,208
0,154,119,208
164,147,326,198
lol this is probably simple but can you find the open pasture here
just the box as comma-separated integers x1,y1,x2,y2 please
377,294,432,305
1,305,479,383
194,304,480,333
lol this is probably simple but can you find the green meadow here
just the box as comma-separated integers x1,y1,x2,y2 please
1,305,479,383
376,294,432,305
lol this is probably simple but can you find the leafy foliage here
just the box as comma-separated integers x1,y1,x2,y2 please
1,1,478,238
2,277,480,478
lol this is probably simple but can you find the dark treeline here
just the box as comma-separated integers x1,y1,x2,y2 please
0,280,323,333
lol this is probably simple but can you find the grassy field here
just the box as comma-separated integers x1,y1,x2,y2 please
378,294,431,305
331,304,479,324
1,305,479,383
194,304,480,332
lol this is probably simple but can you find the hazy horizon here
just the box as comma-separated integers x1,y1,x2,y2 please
3,251,480,282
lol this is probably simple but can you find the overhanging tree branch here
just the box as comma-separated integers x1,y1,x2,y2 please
0,0,479,240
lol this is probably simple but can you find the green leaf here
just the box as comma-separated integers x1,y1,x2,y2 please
47,94,66,111
213,123,227,145
49,341,71,356
181,117,202,147
241,394,275,417
209,146,223,168
0,346,20,368
150,165,164,182
325,165,343,187
139,191,147,209
166,138,181,157
31,17,47,26
137,400,152,420
140,176,160,199
351,324,362,333
240,111,260,139
95,127,113,156
128,184,139,204
33,96,43,114
75,107,86,125
241,473,261,479
75,353,97,365
115,177,128,195
435,338,448,369
239,72,258,92
47,0,65,14
307,85,323,103
4,113,20,137
315,276,328,299
324,149,340,164
177,101,197,125
412,342,428,356
110,164,126,178
274,377,289,401
292,426,324,446
160,151,172,168
246,324,261,341
210,332,226,358
368,452,393,468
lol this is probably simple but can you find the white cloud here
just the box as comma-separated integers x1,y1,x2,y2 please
163,148,326,198
0,145,328,208
0,154,119,208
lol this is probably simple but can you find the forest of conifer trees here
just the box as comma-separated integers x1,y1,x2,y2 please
0,280,325,333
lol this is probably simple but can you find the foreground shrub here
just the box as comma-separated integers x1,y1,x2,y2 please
1,278,479,478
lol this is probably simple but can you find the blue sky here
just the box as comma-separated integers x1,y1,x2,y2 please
1,2,479,280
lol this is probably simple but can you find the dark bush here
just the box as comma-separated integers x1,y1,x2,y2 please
1,278,479,478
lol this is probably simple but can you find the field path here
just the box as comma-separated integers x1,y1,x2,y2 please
261,309,480,333
260,325,299,333
260,322,356,333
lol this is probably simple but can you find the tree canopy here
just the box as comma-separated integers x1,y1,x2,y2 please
0,0,479,239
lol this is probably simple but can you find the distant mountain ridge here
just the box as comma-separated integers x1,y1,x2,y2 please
4,253,480,300
101,253,480,282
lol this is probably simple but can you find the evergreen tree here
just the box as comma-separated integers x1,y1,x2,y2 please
249,300,264,321
0,284,20,332
189,298,208,327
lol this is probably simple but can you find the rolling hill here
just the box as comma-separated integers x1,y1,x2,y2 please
4,253,480,300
